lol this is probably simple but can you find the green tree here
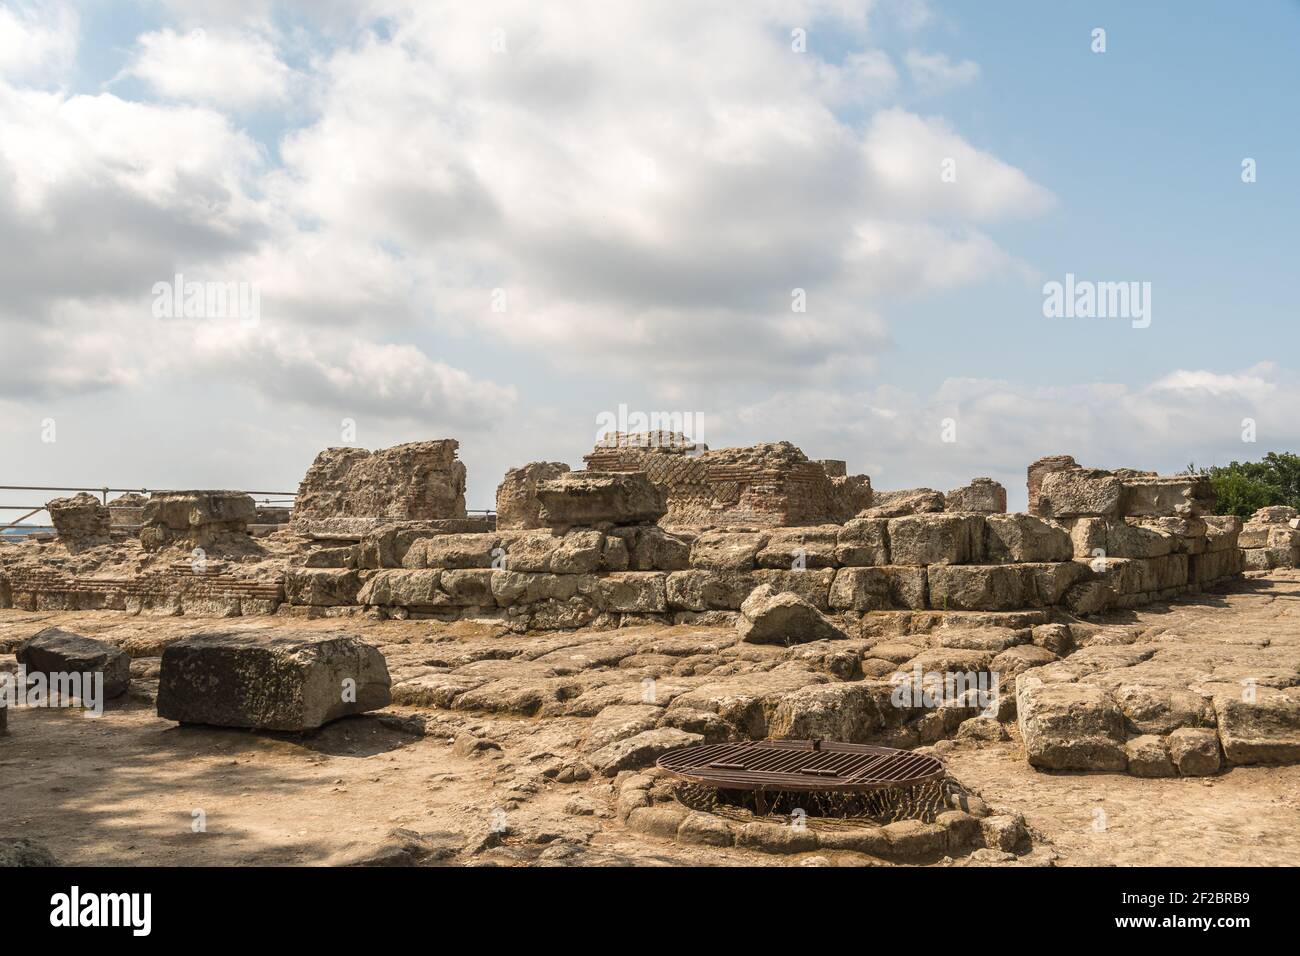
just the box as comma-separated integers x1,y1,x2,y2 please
1186,453,1300,518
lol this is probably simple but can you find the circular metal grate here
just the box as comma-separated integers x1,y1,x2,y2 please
656,739,945,794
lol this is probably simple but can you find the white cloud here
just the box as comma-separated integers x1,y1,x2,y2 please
121,28,294,111
904,48,980,94
725,364,1300,508
0,1,77,81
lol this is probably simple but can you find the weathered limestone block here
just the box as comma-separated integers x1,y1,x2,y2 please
888,514,985,566
412,533,502,569
1125,734,1176,778
817,459,847,478
614,526,692,571
292,441,467,537
1063,579,1116,615
755,526,839,569
928,565,1026,611
983,514,1073,563
689,531,767,571
157,631,391,731
46,493,112,546
829,567,891,611
357,569,443,607
1100,521,1175,558
736,585,846,645
1165,727,1221,776
588,727,703,775
1189,547,1243,585
536,471,667,527
549,530,606,574
495,461,571,530
665,570,755,611
862,488,945,518
1026,454,1079,516
829,566,926,611
491,571,591,606
1037,469,1122,519
945,478,1007,514
666,669,828,738
835,518,890,566
1108,684,1215,737
1119,475,1216,518
16,627,131,699
284,568,362,606
440,569,496,606
1016,680,1128,771
1092,554,1188,596
1213,688,1300,765
767,681,896,742
139,490,257,550
1252,505,1298,524
592,572,668,613
751,568,835,610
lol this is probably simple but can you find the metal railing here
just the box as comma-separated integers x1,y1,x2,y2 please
0,484,297,535
0,484,494,536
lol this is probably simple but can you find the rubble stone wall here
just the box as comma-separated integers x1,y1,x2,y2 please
583,438,870,527
1240,506,1300,570
291,440,467,538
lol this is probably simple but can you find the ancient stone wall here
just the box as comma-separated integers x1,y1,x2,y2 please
582,436,870,527
275,510,1242,630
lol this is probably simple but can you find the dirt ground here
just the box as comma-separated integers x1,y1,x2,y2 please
2,573,1298,867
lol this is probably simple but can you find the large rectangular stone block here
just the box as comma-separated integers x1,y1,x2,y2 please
1038,469,1122,519
887,514,984,566
592,572,668,613
157,631,391,731
835,518,890,566
689,531,768,571
536,471,667,527
755,527,839,569
665,570,755,611
983,514,1073,563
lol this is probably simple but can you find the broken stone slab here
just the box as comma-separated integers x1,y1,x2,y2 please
588,727,703,775
1016,680,1128,772
862,488,945,519
945,478,1007,514
157,631,391,731
736,584,846,645
535,471,667,527
1165,727,1221,776
495,461,572,531
1213,687,1300,765
1124,734,1175,777
16,627,131,699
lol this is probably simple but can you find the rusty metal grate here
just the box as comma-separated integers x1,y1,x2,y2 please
657,739,944,794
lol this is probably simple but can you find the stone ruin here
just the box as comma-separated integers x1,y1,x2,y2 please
291,440,476,539
1240,505,1300,570
582,433,871,527
0,440,1252,628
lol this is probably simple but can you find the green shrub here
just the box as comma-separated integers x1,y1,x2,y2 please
1186,453,1300,518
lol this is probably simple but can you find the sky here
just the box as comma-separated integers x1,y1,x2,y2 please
1,0,1298,518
